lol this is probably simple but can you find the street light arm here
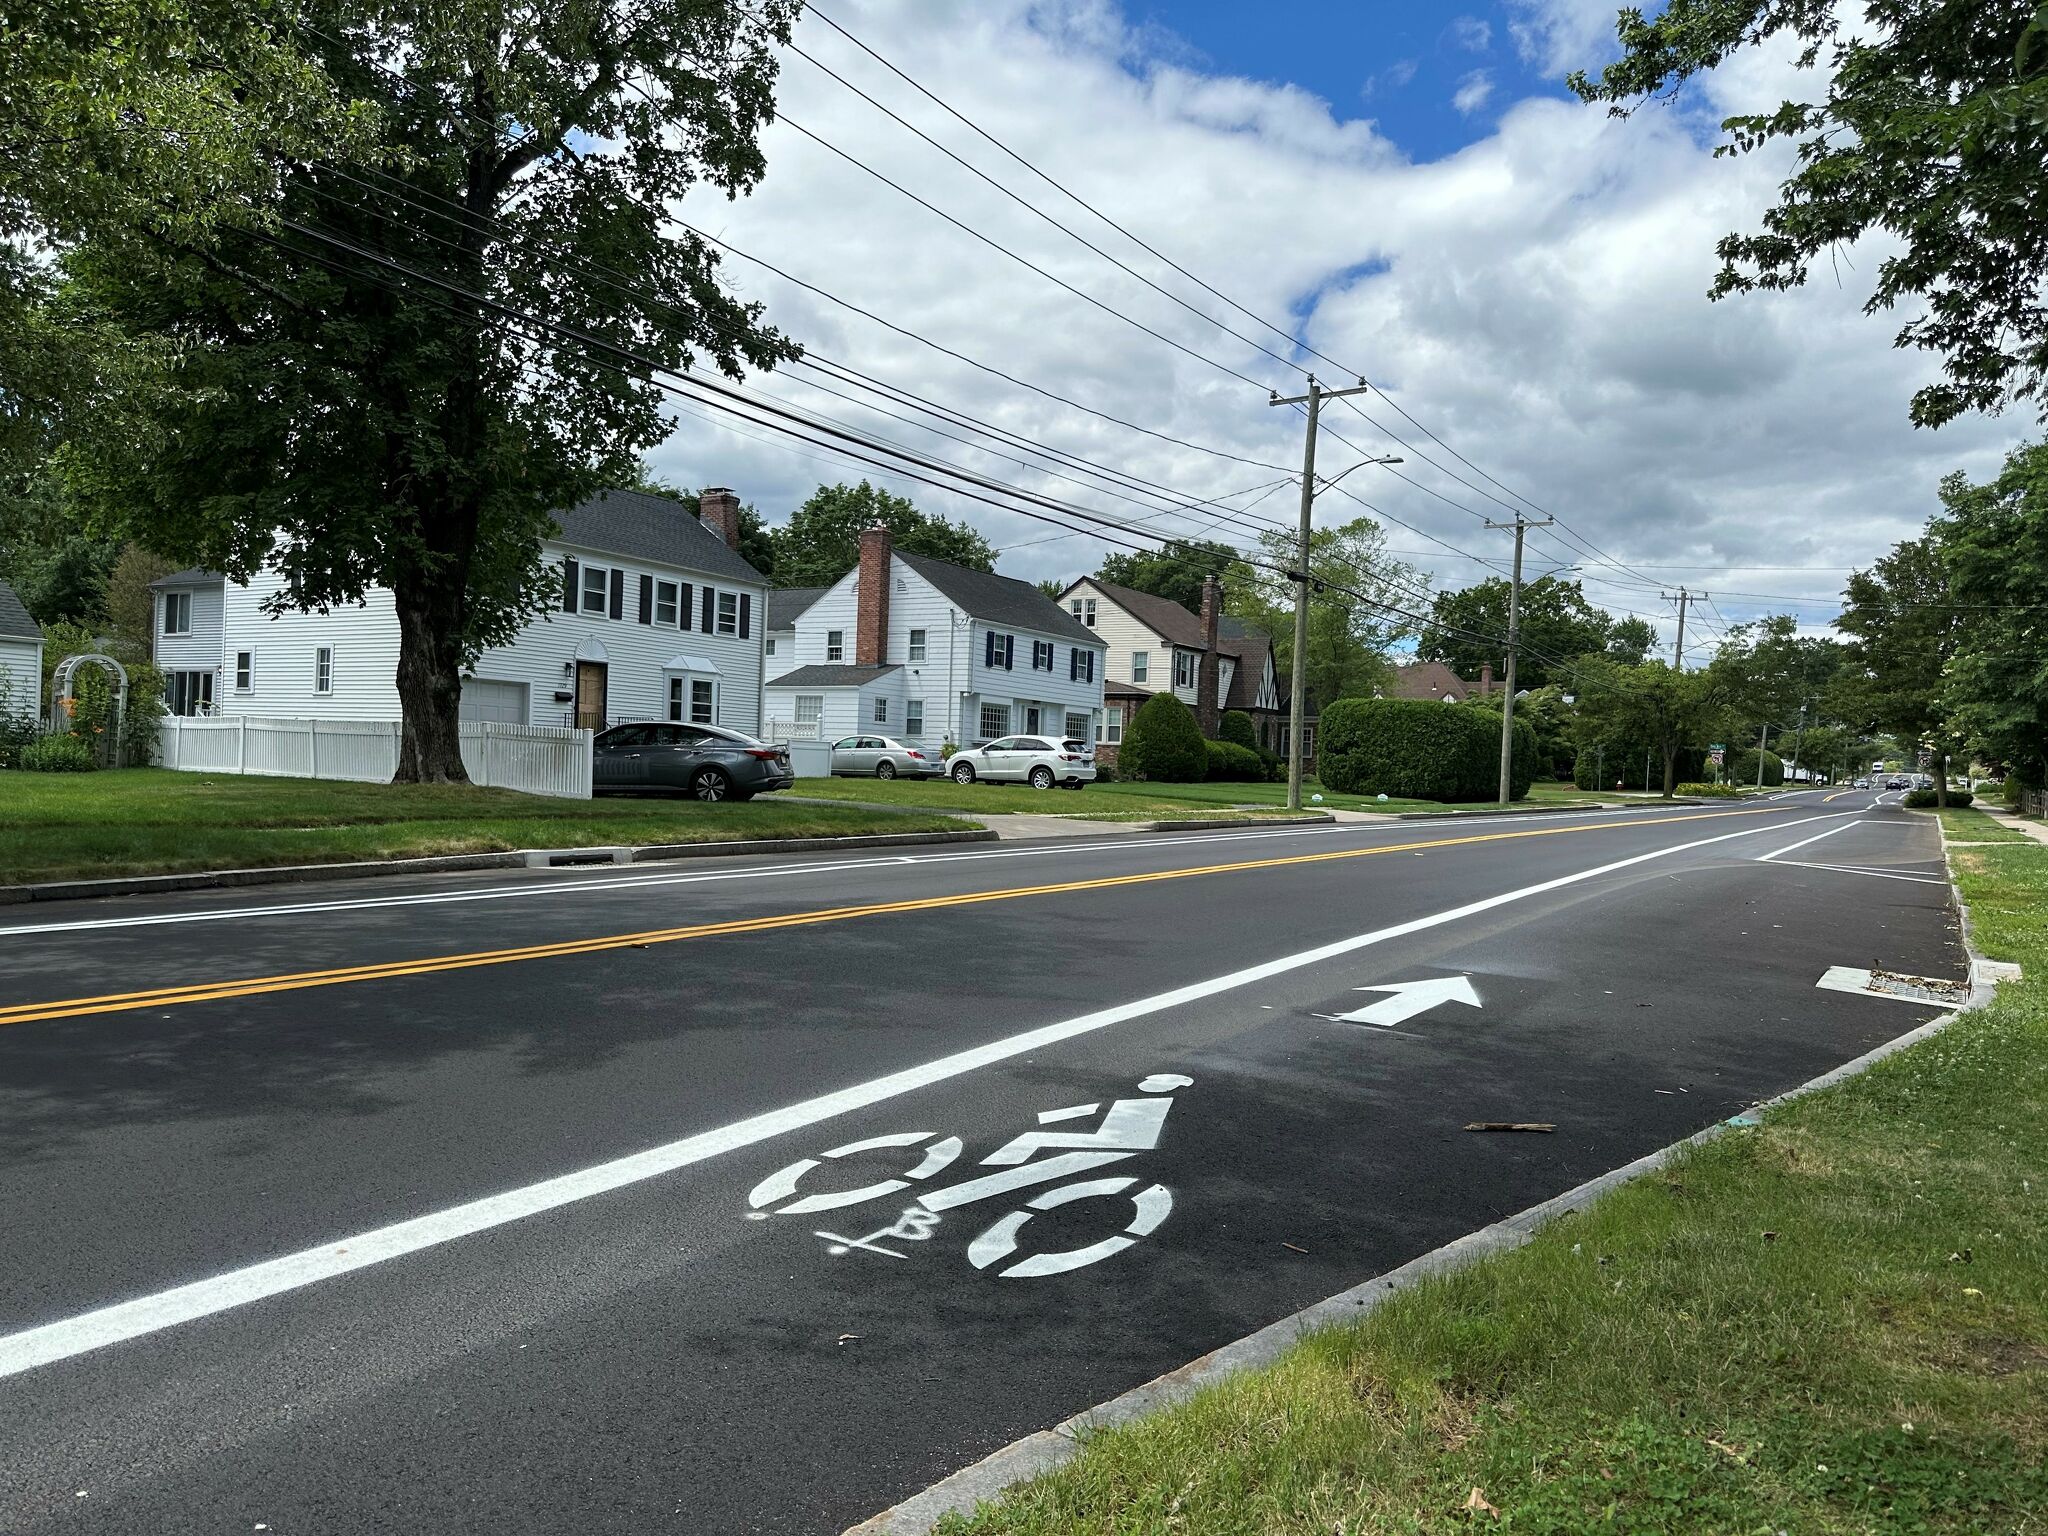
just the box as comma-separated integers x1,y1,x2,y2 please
1311,455,1402,499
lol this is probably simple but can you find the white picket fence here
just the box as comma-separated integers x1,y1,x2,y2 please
158,716,593,799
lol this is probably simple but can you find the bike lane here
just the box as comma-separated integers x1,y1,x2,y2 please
0,802,1961,1533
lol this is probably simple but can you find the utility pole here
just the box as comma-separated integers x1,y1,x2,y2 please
1756,722,1771,790
1484,512,1553,804
1269,375,1377,811
1661,588,1699,669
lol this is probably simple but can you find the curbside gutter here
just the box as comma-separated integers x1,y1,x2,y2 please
844,827,2020,1536
0,829,998,907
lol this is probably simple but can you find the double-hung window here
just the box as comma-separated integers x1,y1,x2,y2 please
1069,597,1096,627
826,629,845,662
873,696,888,724
983,632,1014,670
654,580,678,627
1032,640,1053,671
234,650,253,692
581,564,609,615
161,592,191,637
717,591,738,635
691,678,715,723
314,646,333,695
1131,650,1150,683
908,628,927,663
1069,648,1096,682
905,699,924,739
1174,650,1196,689
1098,708,1122,746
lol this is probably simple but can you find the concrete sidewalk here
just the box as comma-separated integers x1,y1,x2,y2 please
1977,805,2048,846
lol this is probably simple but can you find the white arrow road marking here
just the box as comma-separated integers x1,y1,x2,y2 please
1329,974,1483,1028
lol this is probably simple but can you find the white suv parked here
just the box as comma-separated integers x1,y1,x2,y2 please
947,735,1096,789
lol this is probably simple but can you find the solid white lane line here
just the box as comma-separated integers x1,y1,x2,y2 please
1757,819,1867,862
0,808,1861,1383
1770,861,1950,886
0,802,1762,941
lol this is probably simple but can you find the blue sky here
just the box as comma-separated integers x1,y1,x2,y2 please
1129,1,1587,160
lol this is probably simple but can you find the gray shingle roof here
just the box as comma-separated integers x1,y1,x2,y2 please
148,568,224,590
900,551,1100,645
0,579,38,639
766,586,829,630
767,663,902,688
551,488,767,586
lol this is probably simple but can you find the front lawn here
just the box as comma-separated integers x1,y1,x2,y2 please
1937,805,2033,844
0,769,973,884
940,838,2047,1533
785,776,1315,818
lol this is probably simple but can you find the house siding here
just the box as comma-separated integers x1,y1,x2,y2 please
214,541,767,732
154,583,225,674
0,636,41,715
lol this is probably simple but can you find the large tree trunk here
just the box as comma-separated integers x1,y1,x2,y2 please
1662,743,1677,798
393,575,470,783
1935,750,1950,809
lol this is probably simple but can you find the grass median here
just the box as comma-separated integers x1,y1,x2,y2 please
0,768,975,884
787,775,1607,818
940,841,2047,1531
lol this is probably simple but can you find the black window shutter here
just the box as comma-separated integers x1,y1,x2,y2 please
562,557,578,612
638,574,653,625
739,592,753,639
700,586,715,634
1069,648,1078,681
679,583,693,629
608,569,624,620
1004,635,1015,670
984,631,996,668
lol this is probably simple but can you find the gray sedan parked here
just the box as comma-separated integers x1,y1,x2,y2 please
828,734,944,779
593,722,794,801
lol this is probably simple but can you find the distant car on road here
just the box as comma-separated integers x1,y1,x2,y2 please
946,734,1096,790
1885,775,1910,790
593,722,794,802
828,734,944,779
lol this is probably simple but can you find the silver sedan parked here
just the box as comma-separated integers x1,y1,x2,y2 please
592,722,794,801
828,734,944,779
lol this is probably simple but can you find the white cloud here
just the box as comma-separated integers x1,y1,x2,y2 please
1452,70,1497,115
657,0,2026,652
1505,0,1622,79
1363,57,1419,99
1448,16,1493,51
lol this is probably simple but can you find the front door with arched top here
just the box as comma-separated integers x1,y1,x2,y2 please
574,661,608,730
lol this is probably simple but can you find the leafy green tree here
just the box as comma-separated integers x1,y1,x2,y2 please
1463,683,1576,780
1094,540,1241,612
60,2,801,780
1218,710,1259,753
1418,575,1617,690
0,467,117,624
1571,2,2048,430
1572,658,1729,797
1937,440,2048,787
1240,515,1417,705
1118,691,1207,782
1837,535,1966,804
1605,616,1658,666
771,481,994,588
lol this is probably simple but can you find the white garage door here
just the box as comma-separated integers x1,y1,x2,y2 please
459,678,528,725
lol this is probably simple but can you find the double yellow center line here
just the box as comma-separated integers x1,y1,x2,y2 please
0,806,1781,1029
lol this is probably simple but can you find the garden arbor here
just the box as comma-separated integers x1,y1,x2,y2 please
48,652,130,763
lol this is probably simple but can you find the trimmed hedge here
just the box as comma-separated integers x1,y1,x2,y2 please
1320,698,1506,802
1119,691,1207,782
1204,738,1264,781
1903,787,1973,808
1218,710,1259,753
1727,748,1785,787
1676,782,1741,798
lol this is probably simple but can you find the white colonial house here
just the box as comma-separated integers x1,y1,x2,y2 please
0,578,43,718
1056,576,1285,760
765,527,1106,750
149,488,773,734
763,586,826,678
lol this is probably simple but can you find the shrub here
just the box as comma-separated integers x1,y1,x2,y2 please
1093,759,1120,782
20,734,97,772
1904,787,1972,808
1119,691,1207,782
1319,698,1495,802
1727,747,1785,787
1203,738,1264,781
0,686,36,770
2003,776,2026,809
1508,716,1537,801
1259,749,1284,783
1675,782,1742,798
1217,710,1259,753
119,663,166,767
940,740,959,760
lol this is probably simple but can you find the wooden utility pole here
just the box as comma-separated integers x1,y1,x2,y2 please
1484,512,1553,804
1661,588,1700,669
1269,376,1374,811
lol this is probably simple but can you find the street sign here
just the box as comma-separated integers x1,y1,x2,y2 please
1327,975,1482,1028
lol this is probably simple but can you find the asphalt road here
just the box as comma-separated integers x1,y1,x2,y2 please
0,789,1965,1533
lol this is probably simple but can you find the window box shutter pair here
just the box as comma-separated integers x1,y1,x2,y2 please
986,632,1018,670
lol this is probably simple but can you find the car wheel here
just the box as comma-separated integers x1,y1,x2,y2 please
1029,766,1055,790
876,760,897,780
952,762,976,784
692,767,733,802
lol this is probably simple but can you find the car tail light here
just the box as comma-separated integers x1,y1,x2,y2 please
745,748,780,761
907,750,926,759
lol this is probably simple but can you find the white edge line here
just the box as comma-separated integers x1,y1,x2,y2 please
1771,861,1949,886
1756,818,1865,862
0,809,1863,1383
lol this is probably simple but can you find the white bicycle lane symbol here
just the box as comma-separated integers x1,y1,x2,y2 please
745,1074,1193,1279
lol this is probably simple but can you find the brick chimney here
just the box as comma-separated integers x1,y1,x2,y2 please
698,486,740,551
1479,660,1494,696
1196,574,1222,737
856,524,891,666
